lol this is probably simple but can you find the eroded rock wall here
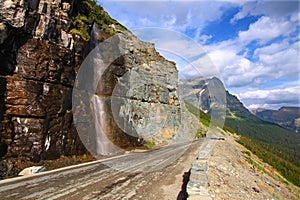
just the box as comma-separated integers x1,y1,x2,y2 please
0,0,87,177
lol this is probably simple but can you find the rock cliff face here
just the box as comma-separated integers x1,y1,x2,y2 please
0,0,200,177
72,21,200,156
0,0,92,177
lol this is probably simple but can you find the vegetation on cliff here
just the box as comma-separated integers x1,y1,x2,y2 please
71,0,126,41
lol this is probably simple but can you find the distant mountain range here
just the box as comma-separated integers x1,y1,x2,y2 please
252,107,300,133
181,77,300,186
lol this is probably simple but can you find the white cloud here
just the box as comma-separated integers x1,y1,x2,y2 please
230,2,254,23
231,1,299,23
133,28,221,79
238,16,295,45
206,39,299,88
202,13,299,88
238,84,300,110
290,12,300,22
180,54,221,78
103,1,234,33
133,28,206,60
247,104,280,110
253,40,289,56
255,40,299,79
239,88,297,99
198,34,213,45
204,41,270,87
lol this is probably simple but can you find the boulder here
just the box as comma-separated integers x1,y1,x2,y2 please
18,166,46,176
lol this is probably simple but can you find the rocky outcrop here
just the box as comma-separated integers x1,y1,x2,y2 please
0,0,200,177
18,165,45,176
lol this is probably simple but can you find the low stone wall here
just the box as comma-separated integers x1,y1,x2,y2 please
187,131,224,200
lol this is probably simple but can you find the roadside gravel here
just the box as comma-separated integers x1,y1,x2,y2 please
207,132,299,200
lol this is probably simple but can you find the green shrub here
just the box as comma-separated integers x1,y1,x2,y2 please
70,0,124,41
70,28,90,41
241,150,251,157
82,154,87,159
144,141,155,148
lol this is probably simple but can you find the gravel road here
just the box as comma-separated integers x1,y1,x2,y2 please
0,140,203,200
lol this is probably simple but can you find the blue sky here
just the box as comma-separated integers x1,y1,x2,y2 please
100,0,299,110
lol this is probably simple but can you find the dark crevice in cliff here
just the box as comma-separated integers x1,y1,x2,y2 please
3,114,48,120
98,95,174,106
0,27,29,76
17,76,74,88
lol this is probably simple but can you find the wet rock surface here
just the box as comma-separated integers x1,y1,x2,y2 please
0,0,88,178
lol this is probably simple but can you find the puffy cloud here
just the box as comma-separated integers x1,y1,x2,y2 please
238,16,296,45
231,1,299,23
203,13,299,88
133,28,206,60
238,84,300,110
239,87,298,99
180,54,220,78
253,40,290,56
207,42,299,87
253,40,299,80
133,28,221,79
206,48,271,87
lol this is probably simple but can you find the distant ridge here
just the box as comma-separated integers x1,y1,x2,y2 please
252,107,300,133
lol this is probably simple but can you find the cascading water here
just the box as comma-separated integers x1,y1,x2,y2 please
91,95,122,155
72,23,125,156
91,24,121,155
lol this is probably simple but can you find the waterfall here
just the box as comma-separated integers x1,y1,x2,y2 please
92,95,123,156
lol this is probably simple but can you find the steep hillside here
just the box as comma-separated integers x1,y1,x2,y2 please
181,77,300,187
207,131,300,200
252,107,300,133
